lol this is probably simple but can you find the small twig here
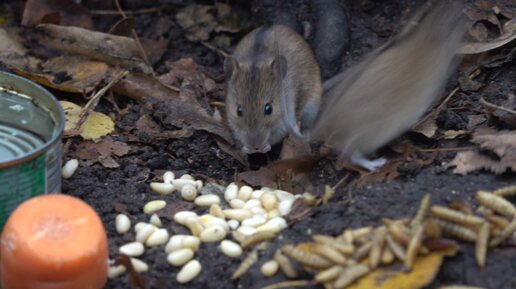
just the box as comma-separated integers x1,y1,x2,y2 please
480,97,516,115
114,0,154,75
332,173,350,191
76,70,128,130
415,147,474,152
200,40,230,58
260,280,314,289
91,7,160,16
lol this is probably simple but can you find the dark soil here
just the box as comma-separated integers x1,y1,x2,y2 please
57,0,516,289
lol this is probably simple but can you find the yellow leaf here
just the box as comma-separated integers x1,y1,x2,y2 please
79,111,115,140
347,248,457,289
60,101,115,140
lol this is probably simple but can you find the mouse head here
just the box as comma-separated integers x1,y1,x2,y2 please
224,55,287,154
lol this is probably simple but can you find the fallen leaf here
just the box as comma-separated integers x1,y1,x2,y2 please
126,114,193,142
237,167,277,189
489,94,516,128
467,114,488,131
473,128,516,157
72,136,130,168
468,22,489,42
442,130,467,139
60,101,115,140
22,0,93,28
450,150,515,175
459,19,516,54
347,248,458,289
413,112,438,138
34,24,151,74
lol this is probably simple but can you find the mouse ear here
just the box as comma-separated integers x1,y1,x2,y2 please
224,56,239,79
271,55,287,79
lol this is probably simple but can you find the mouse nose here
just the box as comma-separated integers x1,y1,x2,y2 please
242,143,271,154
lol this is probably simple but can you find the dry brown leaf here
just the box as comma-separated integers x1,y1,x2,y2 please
467,114,488,131
473,128,516,157
72,136,131,168
34,24,151,74
413,112,438,138
237,167,277,189
22,0,93,28
127,114,193,142
490,94,516,128
443,130,467,140
459,19,516,54
450,150,515,175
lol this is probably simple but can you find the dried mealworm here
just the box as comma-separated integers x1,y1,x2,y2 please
240,231,276,249
333,264,370,289
475,222,490,267
435,219,477,243
493,185,516,198
369,227,387,269
476,191,516,217
484,213,510,229
315,265,344,283
231,249,258,279
274,249,298,278
281,245,332,269
431,205,484,227
313,235,354,255
353,241,372,261
386,234,406,261
424,218,443,239
314,244,347,265
489,218,516,247
411,194,431,230
351,226,373,240
404,225,424,269
381,246,395,265
387,222,411,245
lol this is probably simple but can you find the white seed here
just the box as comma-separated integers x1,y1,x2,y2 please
228,219,240,230
261,260,279,277
224,209,252,221
278,199,294,216
302,192,317,205
244,199,262,210
107,264,126,278
163,171,175,183
136,224,156,243
143,200,166,214
209,204,225,219
181,184,198,201
194,194,221,206
150,213,162,227
195,180,203,191
115,214,131,234
274,190,296,202
180,174,195,181
224,183,238,202
252,190,265,200
250,207,268,217
220,240,243,257
267,209,281,219
186,218,204,236
150,182,175,195
237,226,257,236
176,260,202,283
134,222,147,233
238,185,253,201
146,228,169,247
167,248,195,266
261,187,273,192
130,258,149,272
199,214,229,232
230,199,246,209
174,211,198,225
119,242,144,256
200,225,227,242
166,235,202,252
261,192,278,211
172,179,197,191
61,159,79,179
242,215,267,228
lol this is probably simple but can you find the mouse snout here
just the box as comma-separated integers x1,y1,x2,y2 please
241,133,271,154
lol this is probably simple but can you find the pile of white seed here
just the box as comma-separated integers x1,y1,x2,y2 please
108,171,314,284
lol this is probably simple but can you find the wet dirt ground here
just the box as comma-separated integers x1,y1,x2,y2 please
59,0,516,288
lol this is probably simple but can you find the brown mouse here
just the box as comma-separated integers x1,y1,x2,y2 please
224,25,322,154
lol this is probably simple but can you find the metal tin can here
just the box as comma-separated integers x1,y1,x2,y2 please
0,71,64,228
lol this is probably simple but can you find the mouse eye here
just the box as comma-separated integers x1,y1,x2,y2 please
264,103,272,115
237,105,243,117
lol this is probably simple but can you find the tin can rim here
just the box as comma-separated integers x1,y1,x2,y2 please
0,71,65,168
